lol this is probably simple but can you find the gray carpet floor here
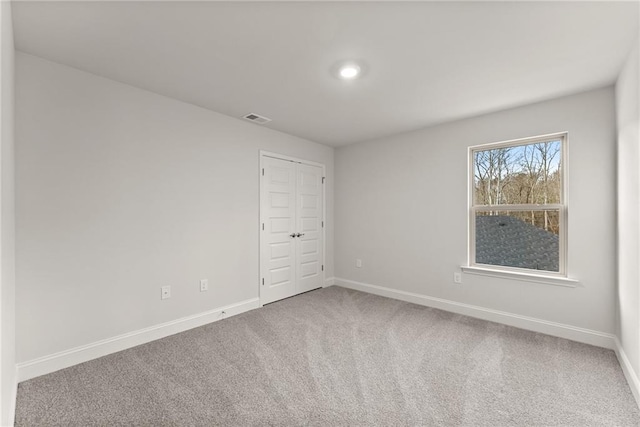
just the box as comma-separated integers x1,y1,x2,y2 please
15,286,640,426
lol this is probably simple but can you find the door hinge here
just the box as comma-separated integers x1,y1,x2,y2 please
322,177,325,184
322,265,324,271
262,168,265,176
322,221,324,228
262,278,264,286
262,223,264,231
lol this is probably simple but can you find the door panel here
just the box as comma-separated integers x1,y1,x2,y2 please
261,157,297,304
296,163,324,293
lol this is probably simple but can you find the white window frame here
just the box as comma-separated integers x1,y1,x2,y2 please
466,132,571,283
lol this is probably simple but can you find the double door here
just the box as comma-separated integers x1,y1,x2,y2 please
260,155,324,305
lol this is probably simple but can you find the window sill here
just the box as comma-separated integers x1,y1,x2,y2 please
460,266,579,288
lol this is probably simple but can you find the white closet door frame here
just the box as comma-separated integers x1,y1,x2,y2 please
259,151,326,307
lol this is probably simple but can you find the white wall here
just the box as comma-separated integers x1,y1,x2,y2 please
616,39,640,392
15,52,334,364
335,87,617,339
0,1,16,425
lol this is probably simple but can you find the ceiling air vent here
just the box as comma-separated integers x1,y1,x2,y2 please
242,113,272,125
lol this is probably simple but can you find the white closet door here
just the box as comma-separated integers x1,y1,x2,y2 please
296,163,324,293
261,157,297,305
260,155,324,305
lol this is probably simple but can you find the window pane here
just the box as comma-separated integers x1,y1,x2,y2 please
473,140,562,206
475,210,560,272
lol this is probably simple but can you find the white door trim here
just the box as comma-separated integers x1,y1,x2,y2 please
259,151,326,306
260,150,325,169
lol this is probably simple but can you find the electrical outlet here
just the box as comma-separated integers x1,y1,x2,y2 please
356,259,362,268
200,279,209,292
161,285,171,300
453,272,462,284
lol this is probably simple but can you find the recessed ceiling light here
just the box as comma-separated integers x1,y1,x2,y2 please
339,64,361,80
331,60,366,81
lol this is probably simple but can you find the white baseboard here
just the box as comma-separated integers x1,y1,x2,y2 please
324,276,335,287
335,277,616,349
5,366,17,427
16,297,259,383
614,337,640,407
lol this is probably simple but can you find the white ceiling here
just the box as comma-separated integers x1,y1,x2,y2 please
12,1,639,147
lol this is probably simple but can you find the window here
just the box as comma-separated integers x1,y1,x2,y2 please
469,133,567,276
